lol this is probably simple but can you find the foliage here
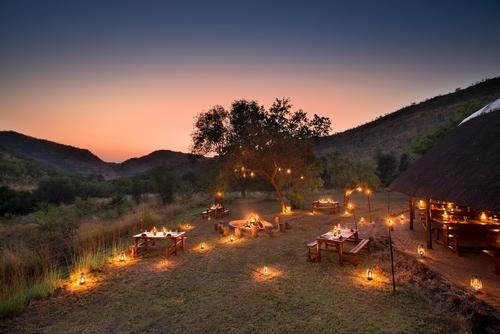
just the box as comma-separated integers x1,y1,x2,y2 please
152,169,175,204
321,153,380,189
398,153,410,173
375,152,398,186
0,186,37,216
411,102,482,154
191,98,331,211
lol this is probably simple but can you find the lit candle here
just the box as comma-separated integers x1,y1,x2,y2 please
480,212,487,221
263,266,269,275
417,244,425,258
119,251,125,262
79,272,86,285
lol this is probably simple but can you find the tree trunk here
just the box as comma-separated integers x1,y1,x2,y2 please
270,179,285,213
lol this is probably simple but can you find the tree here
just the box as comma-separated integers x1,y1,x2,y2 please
152,169,175,205
398,153,410,172
191,98,331,212
375,152,397,186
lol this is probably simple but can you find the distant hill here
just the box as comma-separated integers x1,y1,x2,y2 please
0,146,69,190
115,150,202,177
316,76,500,160
0,131,202,179
0,131,117,178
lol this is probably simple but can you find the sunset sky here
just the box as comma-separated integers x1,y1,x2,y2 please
1,0,499,162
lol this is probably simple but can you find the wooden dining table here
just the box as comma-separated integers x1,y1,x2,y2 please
311,200,339,214
132,231,187,258
316,229,358,265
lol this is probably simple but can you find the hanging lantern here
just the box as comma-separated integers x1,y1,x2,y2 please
418,200,425,209
366,268,373,281
286,168,291,175
263,266,269,276
470,275,483,293
300,175,304,180
417,244,425,258
119,251,125,262
250,171,255,178
79,272,86,285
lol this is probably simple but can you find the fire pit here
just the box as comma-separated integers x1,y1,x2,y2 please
229,213,272,231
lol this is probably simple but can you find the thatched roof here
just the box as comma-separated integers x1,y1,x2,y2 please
389,108,500,211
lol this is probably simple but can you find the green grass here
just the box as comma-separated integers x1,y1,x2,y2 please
0,269,61,319
0,193,472,333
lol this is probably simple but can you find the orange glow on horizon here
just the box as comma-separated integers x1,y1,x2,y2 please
0,61,448,162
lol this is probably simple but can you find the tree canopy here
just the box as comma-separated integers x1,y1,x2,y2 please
191,98,331,211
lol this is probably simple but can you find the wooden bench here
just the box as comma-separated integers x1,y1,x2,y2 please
344,239,370,265
306,241,319,261
166,237,187,258
129,241,146,257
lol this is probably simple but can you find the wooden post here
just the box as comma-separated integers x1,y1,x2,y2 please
234,228,241,238
409,196,414,230
425,198,432,249
251,225,258,237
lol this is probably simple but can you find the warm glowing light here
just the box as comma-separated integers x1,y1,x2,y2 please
247,213,260,223
79,272,86,285
345,190,352,196
364,189,372,196
284,206,292,215
201,242,205,250
356,186,362,192
443,211,449,220
119,251,125,262
480,212,487,221
278,167,282,172
470,275,483,293
286,168,291,175
300,175,304,180
263,266,269,276
387,218,394,228
366,268,373,281
344,210,349,215
152,226,157,235
360,217,365,223
399,214,405,224
417,244,425,258
242,173,247,178
230,234,234,242
347,203,354,210
418,200,425,209
241,166,245,172
250,171,255,177
215,191,223,198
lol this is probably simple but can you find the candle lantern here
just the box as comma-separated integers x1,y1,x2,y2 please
152,226,157,236
79,272,86,285
119,251,125,262
200,242,205,250
418,200,425,210
470,275,483,293
417,244,425,258
400,214,405,224
263,266,269,276
480,212,487,221
366,268,373,281
230,234,234,242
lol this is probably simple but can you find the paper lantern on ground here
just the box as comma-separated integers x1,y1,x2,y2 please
470,275,483,293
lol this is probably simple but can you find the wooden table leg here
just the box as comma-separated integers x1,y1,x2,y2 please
354,231,359,242
181,236,186,252
338,243,343,266
316,240,321,262
174,237,178,256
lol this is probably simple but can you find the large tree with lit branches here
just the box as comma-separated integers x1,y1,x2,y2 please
191,98,331,212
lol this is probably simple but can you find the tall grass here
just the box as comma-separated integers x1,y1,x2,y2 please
0,194,208,319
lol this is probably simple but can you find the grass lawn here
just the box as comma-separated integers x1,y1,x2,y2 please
0,193,471,333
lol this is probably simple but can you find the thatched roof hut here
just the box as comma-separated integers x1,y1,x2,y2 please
390,103,500,211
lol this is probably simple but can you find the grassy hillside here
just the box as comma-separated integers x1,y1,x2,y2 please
0,147,68,190
316,76,500,160
0,131,116,178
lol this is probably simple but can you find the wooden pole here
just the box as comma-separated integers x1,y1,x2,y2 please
389,225,396,292
425,198,432,249
367,194,373,223
409,196,414,230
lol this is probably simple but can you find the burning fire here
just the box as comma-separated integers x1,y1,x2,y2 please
247,213,260,223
